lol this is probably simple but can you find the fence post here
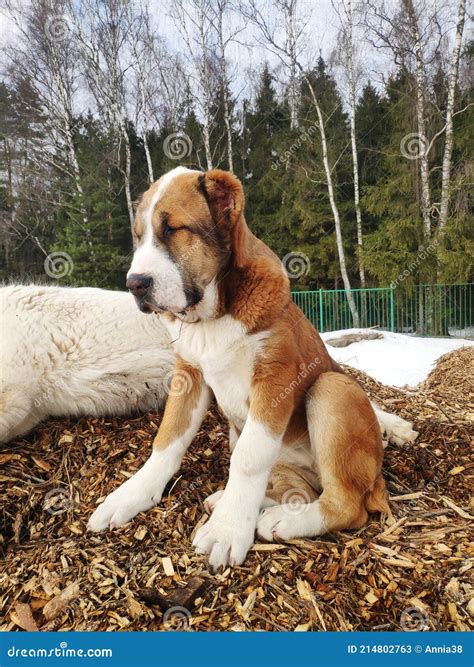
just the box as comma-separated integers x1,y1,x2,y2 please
319,289,324,333
390,286,395,332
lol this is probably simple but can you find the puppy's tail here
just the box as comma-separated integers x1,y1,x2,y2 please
365,475,391,516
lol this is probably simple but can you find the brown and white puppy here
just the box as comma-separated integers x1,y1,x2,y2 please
88,166,414,570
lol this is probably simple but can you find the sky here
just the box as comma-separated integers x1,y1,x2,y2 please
150,0,387,99
0,0,465,111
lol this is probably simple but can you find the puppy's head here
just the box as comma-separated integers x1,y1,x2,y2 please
126,167,245,316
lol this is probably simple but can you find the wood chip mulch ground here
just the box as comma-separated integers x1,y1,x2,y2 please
1,347,473,632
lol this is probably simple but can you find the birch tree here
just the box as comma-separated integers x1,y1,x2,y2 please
73,0,135,230
209,0,238,171
0,79,53,262
2,0,89,233
402,0,432,243
242,0,360,326
282,0,300,131
301,71,360,325
171,0,217,170
127,2,157,184
438,0,467,234
367,0,441,245
333,0,366,287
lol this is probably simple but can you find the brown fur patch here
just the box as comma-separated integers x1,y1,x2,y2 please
303,372,387,527
153,357,204,451
266,463,320,504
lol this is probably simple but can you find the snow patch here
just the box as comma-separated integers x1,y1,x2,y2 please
321,328,473,388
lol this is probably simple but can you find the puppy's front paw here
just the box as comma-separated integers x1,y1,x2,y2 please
203,489,224,514
192,505,255,571
87,479,161,532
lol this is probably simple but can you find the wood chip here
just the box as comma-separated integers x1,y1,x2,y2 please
134,526,147,541
42,583,79,621
31,455,51,472
441,496,473,520
296,578,313,601
365,591,379,605
127,597,143,620
140,576,208,612
447,602,458,623
162,557,175,576
381,558,416,569
12,603,38,631
2,347,472,632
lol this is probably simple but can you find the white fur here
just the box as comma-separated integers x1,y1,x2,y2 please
161,313,269,433
87,385,211,531
156,312,274,569
0,284,175,444
193,416,281,570
371,401,418,447
129,243,187,313
257,501,325,541
203,489,225,513
128,167,202,313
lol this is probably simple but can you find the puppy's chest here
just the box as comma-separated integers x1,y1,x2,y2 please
163,315,268,428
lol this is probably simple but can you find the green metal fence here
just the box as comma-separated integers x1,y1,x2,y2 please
291,283,473,337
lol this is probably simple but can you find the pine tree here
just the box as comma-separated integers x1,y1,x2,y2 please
51,115,130,289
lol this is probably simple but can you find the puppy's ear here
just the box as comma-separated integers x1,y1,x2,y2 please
199,169,244,223
199,170,248,267
132,192,143,214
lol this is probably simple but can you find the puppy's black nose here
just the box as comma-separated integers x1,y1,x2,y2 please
126,274,153,297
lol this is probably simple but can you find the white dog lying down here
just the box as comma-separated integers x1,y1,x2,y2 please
0,284,416,452
0,285,174,443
